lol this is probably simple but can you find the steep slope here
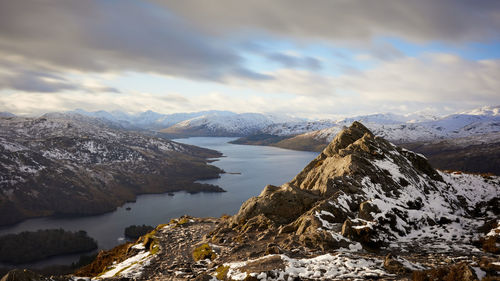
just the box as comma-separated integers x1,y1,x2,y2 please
225,122,499,252
0,114,224,226
62,122,499,281
401,132,500,175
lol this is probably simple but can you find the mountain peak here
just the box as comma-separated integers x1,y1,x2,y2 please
290,122,441,197
323,121,373,156
221,121,498,254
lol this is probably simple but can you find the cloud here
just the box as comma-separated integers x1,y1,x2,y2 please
0,0,264,82
266,53,322,70
0,57,121,93
2,52,498,118
336,54,500,104
0,91,194,116
160,0,500,43
217,53,500,115
356,42,405,62
226,69,337,97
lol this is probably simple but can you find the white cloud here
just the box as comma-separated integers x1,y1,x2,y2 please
160,0,500,43
226,69,337,97
1,53,498,119
336,53,500,104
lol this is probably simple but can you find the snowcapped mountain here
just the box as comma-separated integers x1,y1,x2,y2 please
263,120,337,136
161,112,303,137
0,113,223,226
0,112,15,118
23,105,500,140
460,105,500,116
71,109,238,130
283,105,500,144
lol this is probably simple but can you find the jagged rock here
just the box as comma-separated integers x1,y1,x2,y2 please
413,262,479,281
238,255,285,273
223,121,500,253
479,257,500,272
383,253,411,275
265,244,282,255
231,184,319,226
359,201,380,220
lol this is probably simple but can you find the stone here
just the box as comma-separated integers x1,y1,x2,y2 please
383,254,411,275
359,201,380,221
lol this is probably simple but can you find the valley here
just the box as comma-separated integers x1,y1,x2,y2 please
23,122,498,281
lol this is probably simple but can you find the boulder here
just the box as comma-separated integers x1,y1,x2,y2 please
413,262,479,281
383,254,411,275
232,184,319,226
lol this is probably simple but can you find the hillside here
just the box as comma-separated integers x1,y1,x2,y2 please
71,109,239,130
232,106,500,175
160,112,301,137
0,114,224,226
11,122,497,281
400,132,500,176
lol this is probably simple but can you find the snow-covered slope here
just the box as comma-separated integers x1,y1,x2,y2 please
291,105,500,144
71,109,238,130
225,122,500,254
49,105,500,140
263,120,337,136
0,114,223,225
0,112,15,118
161,112,302,137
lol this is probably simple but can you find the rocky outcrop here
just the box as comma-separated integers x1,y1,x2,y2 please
213,122,500,254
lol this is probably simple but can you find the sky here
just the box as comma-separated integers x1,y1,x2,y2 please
0,0,499,119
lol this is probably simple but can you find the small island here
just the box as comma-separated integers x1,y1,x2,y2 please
0,229,97,264
124,225,154,240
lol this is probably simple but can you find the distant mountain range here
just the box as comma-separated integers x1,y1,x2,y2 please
63,109,301,133
3,105,497,142
299,105,500,144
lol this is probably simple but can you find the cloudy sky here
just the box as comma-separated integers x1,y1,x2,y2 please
0,0,499,118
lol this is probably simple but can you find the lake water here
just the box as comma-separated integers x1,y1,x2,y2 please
0,137,317,267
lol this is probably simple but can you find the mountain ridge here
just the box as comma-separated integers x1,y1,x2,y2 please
0,114,224,226
26,105,500,141
22,121,498,281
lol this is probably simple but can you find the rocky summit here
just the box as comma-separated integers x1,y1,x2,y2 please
4,122,500,281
